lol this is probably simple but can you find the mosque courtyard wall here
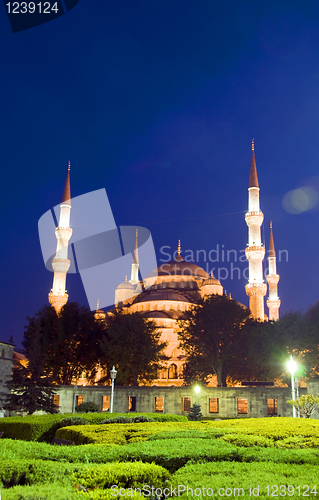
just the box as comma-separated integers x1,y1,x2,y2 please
53,384,309,418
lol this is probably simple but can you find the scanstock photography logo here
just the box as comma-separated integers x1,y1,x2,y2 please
38,188,158,311
3,0,80,33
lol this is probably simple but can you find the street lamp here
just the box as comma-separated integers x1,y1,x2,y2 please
287,356,297,418
72,385,78,414
110,365,117,413
194,385,200,405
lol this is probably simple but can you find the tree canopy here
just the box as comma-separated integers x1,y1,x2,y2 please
23,302,104,385
99,309,167,386
178,294,254,386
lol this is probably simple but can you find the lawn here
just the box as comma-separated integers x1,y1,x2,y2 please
0,414,318,499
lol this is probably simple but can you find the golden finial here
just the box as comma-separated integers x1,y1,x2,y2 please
270,221,272,229
97,299,100,310
68,160,71,171
177,240,181,257
210,270,214,278
125,276,127,282
252,139,254,151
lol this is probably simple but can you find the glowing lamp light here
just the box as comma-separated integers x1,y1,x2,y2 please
287,356,297,418
287,356,297,376
194,385,200,404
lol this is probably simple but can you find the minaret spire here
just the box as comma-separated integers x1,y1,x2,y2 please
266,222,280,320
48,163,73,313
245,141,267,320
129,228,139,284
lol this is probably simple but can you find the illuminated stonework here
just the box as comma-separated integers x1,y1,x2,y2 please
48,163,72,313
245,141,268,321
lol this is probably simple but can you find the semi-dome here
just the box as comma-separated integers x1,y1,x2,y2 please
201,276,222,287
143,310,173,319
133,290,191,304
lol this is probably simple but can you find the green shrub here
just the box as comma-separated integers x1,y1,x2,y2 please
1,482,80,500
60,417,88,428
102,415,155,424
220,432,273,447
73,461,171,489
75,402,100,413
0,459,76,487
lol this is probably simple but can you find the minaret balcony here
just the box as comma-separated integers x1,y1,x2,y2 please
266,274,279,285
245,282,267,296
55,227,72,239
267,298,281,308
245,212,264,226
245,246,265,260
48,292,68,312
52,258,71,273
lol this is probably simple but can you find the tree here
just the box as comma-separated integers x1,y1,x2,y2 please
4,357,58,415
99,310,167,386
23,303,104,385
187,403,202,421
178,294,253,387
288,394,319,418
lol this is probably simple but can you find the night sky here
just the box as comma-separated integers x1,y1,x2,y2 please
1,0,319,348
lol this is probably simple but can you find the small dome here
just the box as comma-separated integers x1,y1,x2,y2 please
202,277,222,287
117,280,135,290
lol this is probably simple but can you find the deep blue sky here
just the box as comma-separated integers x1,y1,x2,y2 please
1,0,319,348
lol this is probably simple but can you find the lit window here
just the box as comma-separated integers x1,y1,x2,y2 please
237,398,248,414
155,397,164,412
77,395,85,406
209,398,219,413
182,397,191,412
53,394,60,409
267,398,277,415
128,396,136,412
168,364,177,379
102,396,110,412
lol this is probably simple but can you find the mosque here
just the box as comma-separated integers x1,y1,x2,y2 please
48,142,280,386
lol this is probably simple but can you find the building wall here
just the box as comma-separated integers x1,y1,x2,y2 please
54,385,307,418
0,341,14,407
307,377,319,419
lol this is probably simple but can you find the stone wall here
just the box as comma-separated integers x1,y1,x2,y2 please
54,384,307,418
0,341,14,407
307,377,319,419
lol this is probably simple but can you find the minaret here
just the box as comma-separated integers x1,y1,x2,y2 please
245,140,267,320
48,162,72,313
129,229,139,285
266,222,280,320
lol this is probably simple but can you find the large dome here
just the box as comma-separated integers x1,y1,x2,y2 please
148,257,209,280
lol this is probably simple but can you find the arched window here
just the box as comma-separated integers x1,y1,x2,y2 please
168,364,177,379
1,349,4,358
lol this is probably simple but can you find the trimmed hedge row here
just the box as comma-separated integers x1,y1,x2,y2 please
0,412,186,442
55,421,205,445
173,461,319,498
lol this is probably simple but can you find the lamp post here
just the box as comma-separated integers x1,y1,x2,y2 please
72,385,78,414
194,385,200,405
287,356,297,418
110,366,117,413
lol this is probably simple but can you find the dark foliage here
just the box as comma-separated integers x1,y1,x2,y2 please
99,309,167,386
75,402,99,413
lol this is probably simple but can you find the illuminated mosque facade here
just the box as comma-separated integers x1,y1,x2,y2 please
49,143,280,386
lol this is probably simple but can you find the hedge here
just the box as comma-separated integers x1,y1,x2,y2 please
73,461,171,489
173,461,319,498
0,412,186,442
55,421,202,445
